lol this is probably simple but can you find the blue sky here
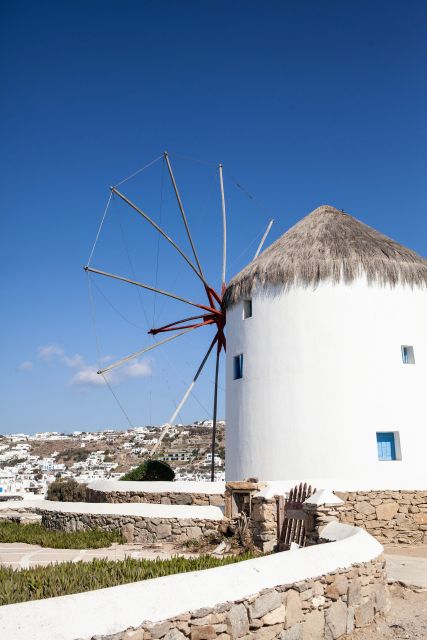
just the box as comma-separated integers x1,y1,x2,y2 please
1,1,426,434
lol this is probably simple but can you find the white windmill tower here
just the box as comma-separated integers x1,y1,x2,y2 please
224,205,427,490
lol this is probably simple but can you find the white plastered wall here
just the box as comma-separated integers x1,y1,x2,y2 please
225,277,427,488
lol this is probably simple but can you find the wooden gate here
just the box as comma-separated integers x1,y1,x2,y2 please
277,482,316,551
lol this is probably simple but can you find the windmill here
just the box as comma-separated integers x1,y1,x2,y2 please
84,152,273,481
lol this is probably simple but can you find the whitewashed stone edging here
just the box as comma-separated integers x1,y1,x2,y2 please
0,500,223,520
0,523,388,640
88,481,226,495
86,481,225,507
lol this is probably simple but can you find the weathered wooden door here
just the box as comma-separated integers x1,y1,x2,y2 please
277,482,315,550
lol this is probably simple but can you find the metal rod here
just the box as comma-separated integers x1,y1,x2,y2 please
210,345,221,482
111,186,210,289
84,266,216,313
150,333,218,457
219,163,227,287
164,151,205,278
151,319,216,334
150,313,209,333
98,327,197,375
254,219,274,259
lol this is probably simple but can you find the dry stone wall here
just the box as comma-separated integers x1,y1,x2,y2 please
39,510,220,545
97,557,388,640
251,496,278,552
86,488,224,507
333,491,427,544
249,490,427,549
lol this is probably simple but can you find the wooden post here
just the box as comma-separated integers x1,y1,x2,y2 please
219,163,227,288
210,345,221,482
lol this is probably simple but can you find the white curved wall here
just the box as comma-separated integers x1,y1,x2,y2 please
225,277,427,488
0,522,382,640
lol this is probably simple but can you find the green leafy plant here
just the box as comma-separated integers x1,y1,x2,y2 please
120,459,175,481
0,552,254,605
47,478,88,502
0,521,121,549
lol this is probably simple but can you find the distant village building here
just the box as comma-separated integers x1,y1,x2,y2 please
161,450,192,463
225,205,427,488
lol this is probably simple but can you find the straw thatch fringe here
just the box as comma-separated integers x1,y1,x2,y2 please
224,205,427,308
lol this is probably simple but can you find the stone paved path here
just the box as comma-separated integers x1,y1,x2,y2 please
385,554,427,589
0,542,194,569
384,544,427,589
2,540,427,588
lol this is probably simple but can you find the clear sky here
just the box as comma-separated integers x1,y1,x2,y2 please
1,1,426,434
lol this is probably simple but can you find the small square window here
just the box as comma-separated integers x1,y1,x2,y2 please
401,346,415,364
243,299,252,319
233,354,243,380
376,432,401,461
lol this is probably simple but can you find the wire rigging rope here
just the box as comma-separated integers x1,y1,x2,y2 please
159,347,212,417
159,152,272,228
225,170,272,223
86,271,135,428
149,157,166,423
113,196,151,330
152,156,165,327
113,154,164,188
228,225,265,270
87,192,113,266
90,278,146,330
168,152,217,167
100,373,134,430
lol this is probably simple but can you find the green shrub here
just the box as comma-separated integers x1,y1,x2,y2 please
0,552,254,605
121,459,175,481
0,521,121,549
47,478,88,502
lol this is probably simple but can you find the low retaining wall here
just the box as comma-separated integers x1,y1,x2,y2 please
100,558,387,640
248,485,427,547
86,481,225,507
86,489,224,507
0,523,388,640
334,490,427,545
0,499,224,546
41,509,220,544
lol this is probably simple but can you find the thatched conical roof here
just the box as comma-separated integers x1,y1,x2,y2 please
224,205,427,307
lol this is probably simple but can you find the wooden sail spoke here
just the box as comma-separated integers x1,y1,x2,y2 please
111,186,212,291
164,152,206,279
84,266,217,313
150,332,219,457
254,219,274,259
97,327,197,375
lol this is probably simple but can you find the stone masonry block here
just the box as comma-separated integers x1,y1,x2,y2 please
249,591,282,619
226,604,249,638
302,610,324,640
354,601,375,628
375,503,399,521
284,590,303,629
325,602,347,640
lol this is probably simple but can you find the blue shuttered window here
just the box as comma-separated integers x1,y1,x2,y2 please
401,346,415,364
243,300,252,319
376,432,396,461
233,354,243,380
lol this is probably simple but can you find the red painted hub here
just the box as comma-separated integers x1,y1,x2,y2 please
148,284,226,353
